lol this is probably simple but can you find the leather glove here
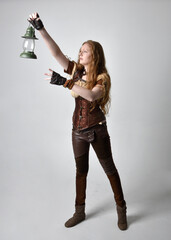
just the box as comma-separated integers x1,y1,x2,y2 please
50,71,74,89
50,71,67,85
28,13,44,30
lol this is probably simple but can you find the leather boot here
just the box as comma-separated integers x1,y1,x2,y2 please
65,205,86,228
116,204,127,230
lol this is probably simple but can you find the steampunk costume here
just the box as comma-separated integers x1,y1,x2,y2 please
28,12,127,231
50,60,127,230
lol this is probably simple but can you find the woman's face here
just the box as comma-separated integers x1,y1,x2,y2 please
79,43,92,68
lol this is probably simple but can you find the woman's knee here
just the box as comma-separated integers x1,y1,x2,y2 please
75,152,89,174
99,156,117,175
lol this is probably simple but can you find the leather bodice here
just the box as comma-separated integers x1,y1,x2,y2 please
64,61,106,130
73,96,106,130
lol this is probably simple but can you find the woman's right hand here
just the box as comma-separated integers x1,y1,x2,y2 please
45,69,67,85
28,12,44,30
28,13,69,71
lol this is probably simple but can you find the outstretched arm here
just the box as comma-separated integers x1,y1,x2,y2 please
71,84,103,102
28,12,69,71
45,69,103,102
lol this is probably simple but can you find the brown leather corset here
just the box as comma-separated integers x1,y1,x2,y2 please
73,96,106,130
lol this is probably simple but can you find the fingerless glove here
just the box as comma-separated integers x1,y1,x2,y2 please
50,71,74,90
50,71,66,85
28,14,44,30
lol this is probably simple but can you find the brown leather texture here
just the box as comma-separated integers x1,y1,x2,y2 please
72,96,106,130
72,123,108,158
64,61,106,131
72,124,125,206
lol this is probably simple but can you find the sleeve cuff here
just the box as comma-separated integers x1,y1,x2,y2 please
64,60,76,75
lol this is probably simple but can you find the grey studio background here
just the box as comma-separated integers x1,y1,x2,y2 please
0,0,171,240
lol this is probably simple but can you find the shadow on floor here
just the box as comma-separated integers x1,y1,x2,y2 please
85,185,171,229
86,198,114,219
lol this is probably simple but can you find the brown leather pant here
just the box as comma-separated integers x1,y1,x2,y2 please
72,123,126,207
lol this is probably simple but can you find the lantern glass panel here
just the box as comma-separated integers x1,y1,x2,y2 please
23,38,35,52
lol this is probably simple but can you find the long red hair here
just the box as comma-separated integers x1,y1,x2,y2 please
77,40,111,114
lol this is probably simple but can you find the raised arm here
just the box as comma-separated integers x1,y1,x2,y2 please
28,12,69,71
39,28,69,70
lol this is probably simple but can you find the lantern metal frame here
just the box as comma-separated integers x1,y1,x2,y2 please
20,25,38,59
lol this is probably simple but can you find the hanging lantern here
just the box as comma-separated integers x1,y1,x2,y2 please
20,25,38,59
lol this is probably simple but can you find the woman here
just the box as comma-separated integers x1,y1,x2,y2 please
28,12,127,230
